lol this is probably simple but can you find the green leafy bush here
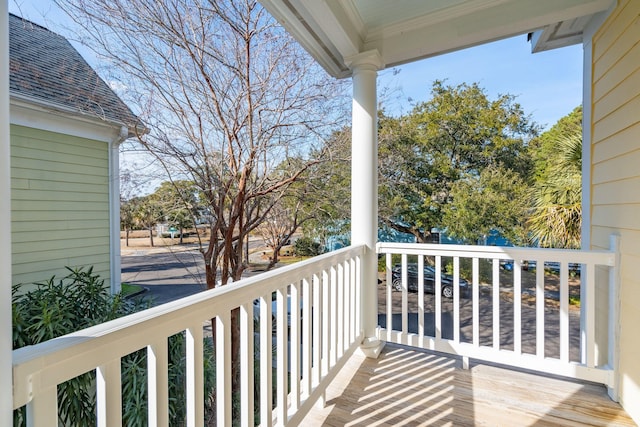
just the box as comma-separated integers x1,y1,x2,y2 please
293,237,323,257
12,267,216,426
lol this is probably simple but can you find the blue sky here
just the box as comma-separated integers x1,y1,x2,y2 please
10,0,583,131
378,37,583,130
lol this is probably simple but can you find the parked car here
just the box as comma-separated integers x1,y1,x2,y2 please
501,260,580,274
391,264,470,298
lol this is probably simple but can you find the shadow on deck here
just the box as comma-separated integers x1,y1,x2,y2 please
303,343,634,426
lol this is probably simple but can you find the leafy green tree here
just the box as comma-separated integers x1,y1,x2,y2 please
120,197,138,247
378,81,538,243
528,107,582,248
152,180,202,244
133,195,162,247
299,128,352,246
445,167,530,244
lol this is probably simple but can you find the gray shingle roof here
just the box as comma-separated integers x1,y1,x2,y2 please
9,13,139,130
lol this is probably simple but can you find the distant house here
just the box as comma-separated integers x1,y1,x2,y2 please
9,14,140,292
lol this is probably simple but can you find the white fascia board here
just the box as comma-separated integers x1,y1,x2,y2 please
259,0,353,78
10,95,126,143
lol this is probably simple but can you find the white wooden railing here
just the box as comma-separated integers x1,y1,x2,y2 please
377,238,619,394
12,245,364,426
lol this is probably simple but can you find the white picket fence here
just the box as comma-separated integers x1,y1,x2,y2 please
12,245,364,427
377,238,619,393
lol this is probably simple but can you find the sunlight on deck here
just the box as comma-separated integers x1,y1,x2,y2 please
303,343,635,426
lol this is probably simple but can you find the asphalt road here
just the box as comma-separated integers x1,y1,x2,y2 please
378,286,582,361
121,248,208,305
121,245,267,305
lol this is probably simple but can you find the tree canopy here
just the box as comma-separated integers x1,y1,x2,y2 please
378,81,538,243
528,106,582,248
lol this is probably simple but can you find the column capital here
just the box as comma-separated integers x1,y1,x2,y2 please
345,50,384,72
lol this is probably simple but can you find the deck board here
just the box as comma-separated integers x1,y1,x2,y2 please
303,344,635,426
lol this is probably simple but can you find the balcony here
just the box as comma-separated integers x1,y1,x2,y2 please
12,240,632,426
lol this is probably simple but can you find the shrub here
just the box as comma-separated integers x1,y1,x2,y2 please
293,237,323,257
12,267,215,426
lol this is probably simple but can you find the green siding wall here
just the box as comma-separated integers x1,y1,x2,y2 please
10,124,111,286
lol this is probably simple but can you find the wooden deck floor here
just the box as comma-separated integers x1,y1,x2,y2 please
303,344,635,426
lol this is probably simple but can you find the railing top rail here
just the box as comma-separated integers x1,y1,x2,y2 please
12,244,365,409
376,242,616,266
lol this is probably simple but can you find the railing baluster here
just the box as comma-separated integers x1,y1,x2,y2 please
472,257,479,347
514,261,522,355
97,359,122,427
322,270,330,377
351,256,357,341
148,338,169,427
259,294,273,427
290,281,301,412
401,254,408,337
216,313,232,427
343,261,351,352
435,255,442,341
453,256,460,343
386,253,392,333
337,263,345,359
586,263,596,368
492,259,500,350
330,266,338,368
276,287,288,425
536,261,545,359
418,255,425,346
26,385,57,427
560,263,569,363
312,273,322,386
239,304,254,427
302,277,312,398
355,255,361,338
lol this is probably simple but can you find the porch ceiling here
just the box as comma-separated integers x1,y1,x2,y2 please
259,0,614,78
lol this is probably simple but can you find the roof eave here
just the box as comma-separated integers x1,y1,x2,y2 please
10,92,146,139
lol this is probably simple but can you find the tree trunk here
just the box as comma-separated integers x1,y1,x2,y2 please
125,229,130,247
267,245,280,270
149,226,154,247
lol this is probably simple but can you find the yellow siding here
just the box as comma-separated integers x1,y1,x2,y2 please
10,124,111,286
591,0,640,423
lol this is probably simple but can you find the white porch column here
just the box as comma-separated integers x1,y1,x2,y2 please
1,1,13,424
346,50,384,358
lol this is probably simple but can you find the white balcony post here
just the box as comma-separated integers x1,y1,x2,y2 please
346,50,384,358
0,3,13,425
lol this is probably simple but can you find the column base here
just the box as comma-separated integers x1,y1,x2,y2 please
358,337,385,359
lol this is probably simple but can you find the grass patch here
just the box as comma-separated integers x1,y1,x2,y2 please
121,282,144,297
278,255,310,265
